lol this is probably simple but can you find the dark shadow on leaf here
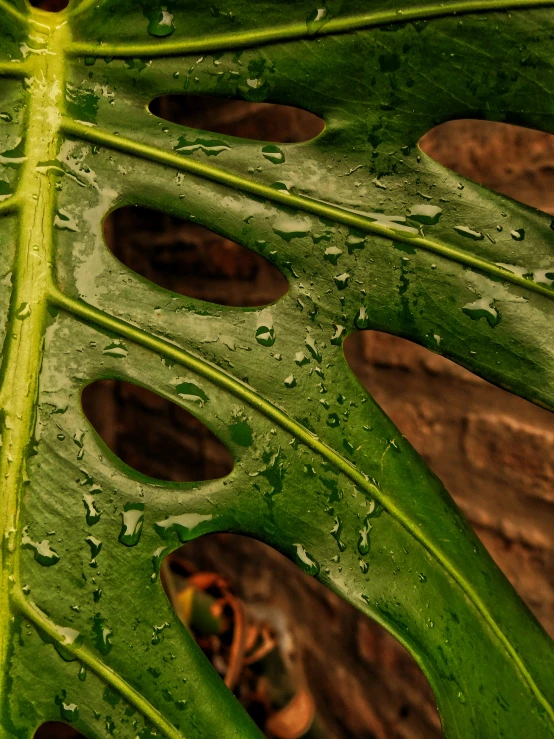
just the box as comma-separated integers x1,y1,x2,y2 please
150,96,324,143
82,381,234,482
104,206,288,307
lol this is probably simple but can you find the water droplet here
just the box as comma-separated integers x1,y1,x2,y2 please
86,535,102,568
409,204,442,225
284,374,297,388
102,340,128,359
305,336,321,362
293,543,320,576
357,503,383,555
355,306,369,329
22,528,59,567
92,613,113,655
0,138,26,164
334,272,350,290
510,228,525,241
345,233,366,253
419,573,427,583
154,513,213,542
330,324,345,345
147,7,176,37
273,215,311,242
358,520,372,555
83,494,101,526
533,268,554,286
307,6,327,29
330,516,346,551
53,625,83,662
54,209,79,232
295,352,310,366
255,324,276,347
15,302,31,320
151,546,168,581
174,136,230,156
175,381,209,406
453,225,483,241
359,560,369,574
152,621,171,645
462,297,500,328
262,144,285,164
119,503,145,547
324,246,342,265
0,112,13,123
60,702,79,722
78,664,87,682
327,413,340,428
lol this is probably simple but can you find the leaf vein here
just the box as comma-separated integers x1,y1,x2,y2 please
61,118,554,302
67,0,554,58
48,284,554,725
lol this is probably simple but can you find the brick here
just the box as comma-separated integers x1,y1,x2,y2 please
464,413,554,504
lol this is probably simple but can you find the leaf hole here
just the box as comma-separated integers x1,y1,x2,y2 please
34,724,85,738
161,534,442,738
420,120,554,213
82,380,234,482
104,206,288,307
149,95,324,143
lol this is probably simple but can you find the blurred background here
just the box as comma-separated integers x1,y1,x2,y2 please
31,1,554,737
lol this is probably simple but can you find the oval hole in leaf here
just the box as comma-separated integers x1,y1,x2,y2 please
28,0,69,9
104,207,288,307
420,120,554,212
161,534,442,737
34,723,84,738
82,380,234,482
150,95,324,143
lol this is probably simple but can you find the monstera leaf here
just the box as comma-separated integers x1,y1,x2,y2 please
1,0,554,736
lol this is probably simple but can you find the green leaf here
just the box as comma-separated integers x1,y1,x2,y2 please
1,0,554,737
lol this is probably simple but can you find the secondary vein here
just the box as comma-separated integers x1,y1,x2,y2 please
61,118,554,302
0,62,29,78
48,284,554,724
12,592,185,739
67,0,554,57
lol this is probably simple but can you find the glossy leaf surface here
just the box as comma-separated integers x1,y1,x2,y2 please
1,1,554,737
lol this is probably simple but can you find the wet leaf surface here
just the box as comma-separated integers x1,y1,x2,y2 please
1,1,554,737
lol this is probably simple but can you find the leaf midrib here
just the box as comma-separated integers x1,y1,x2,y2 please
66,0,554,57
0,17,194,739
